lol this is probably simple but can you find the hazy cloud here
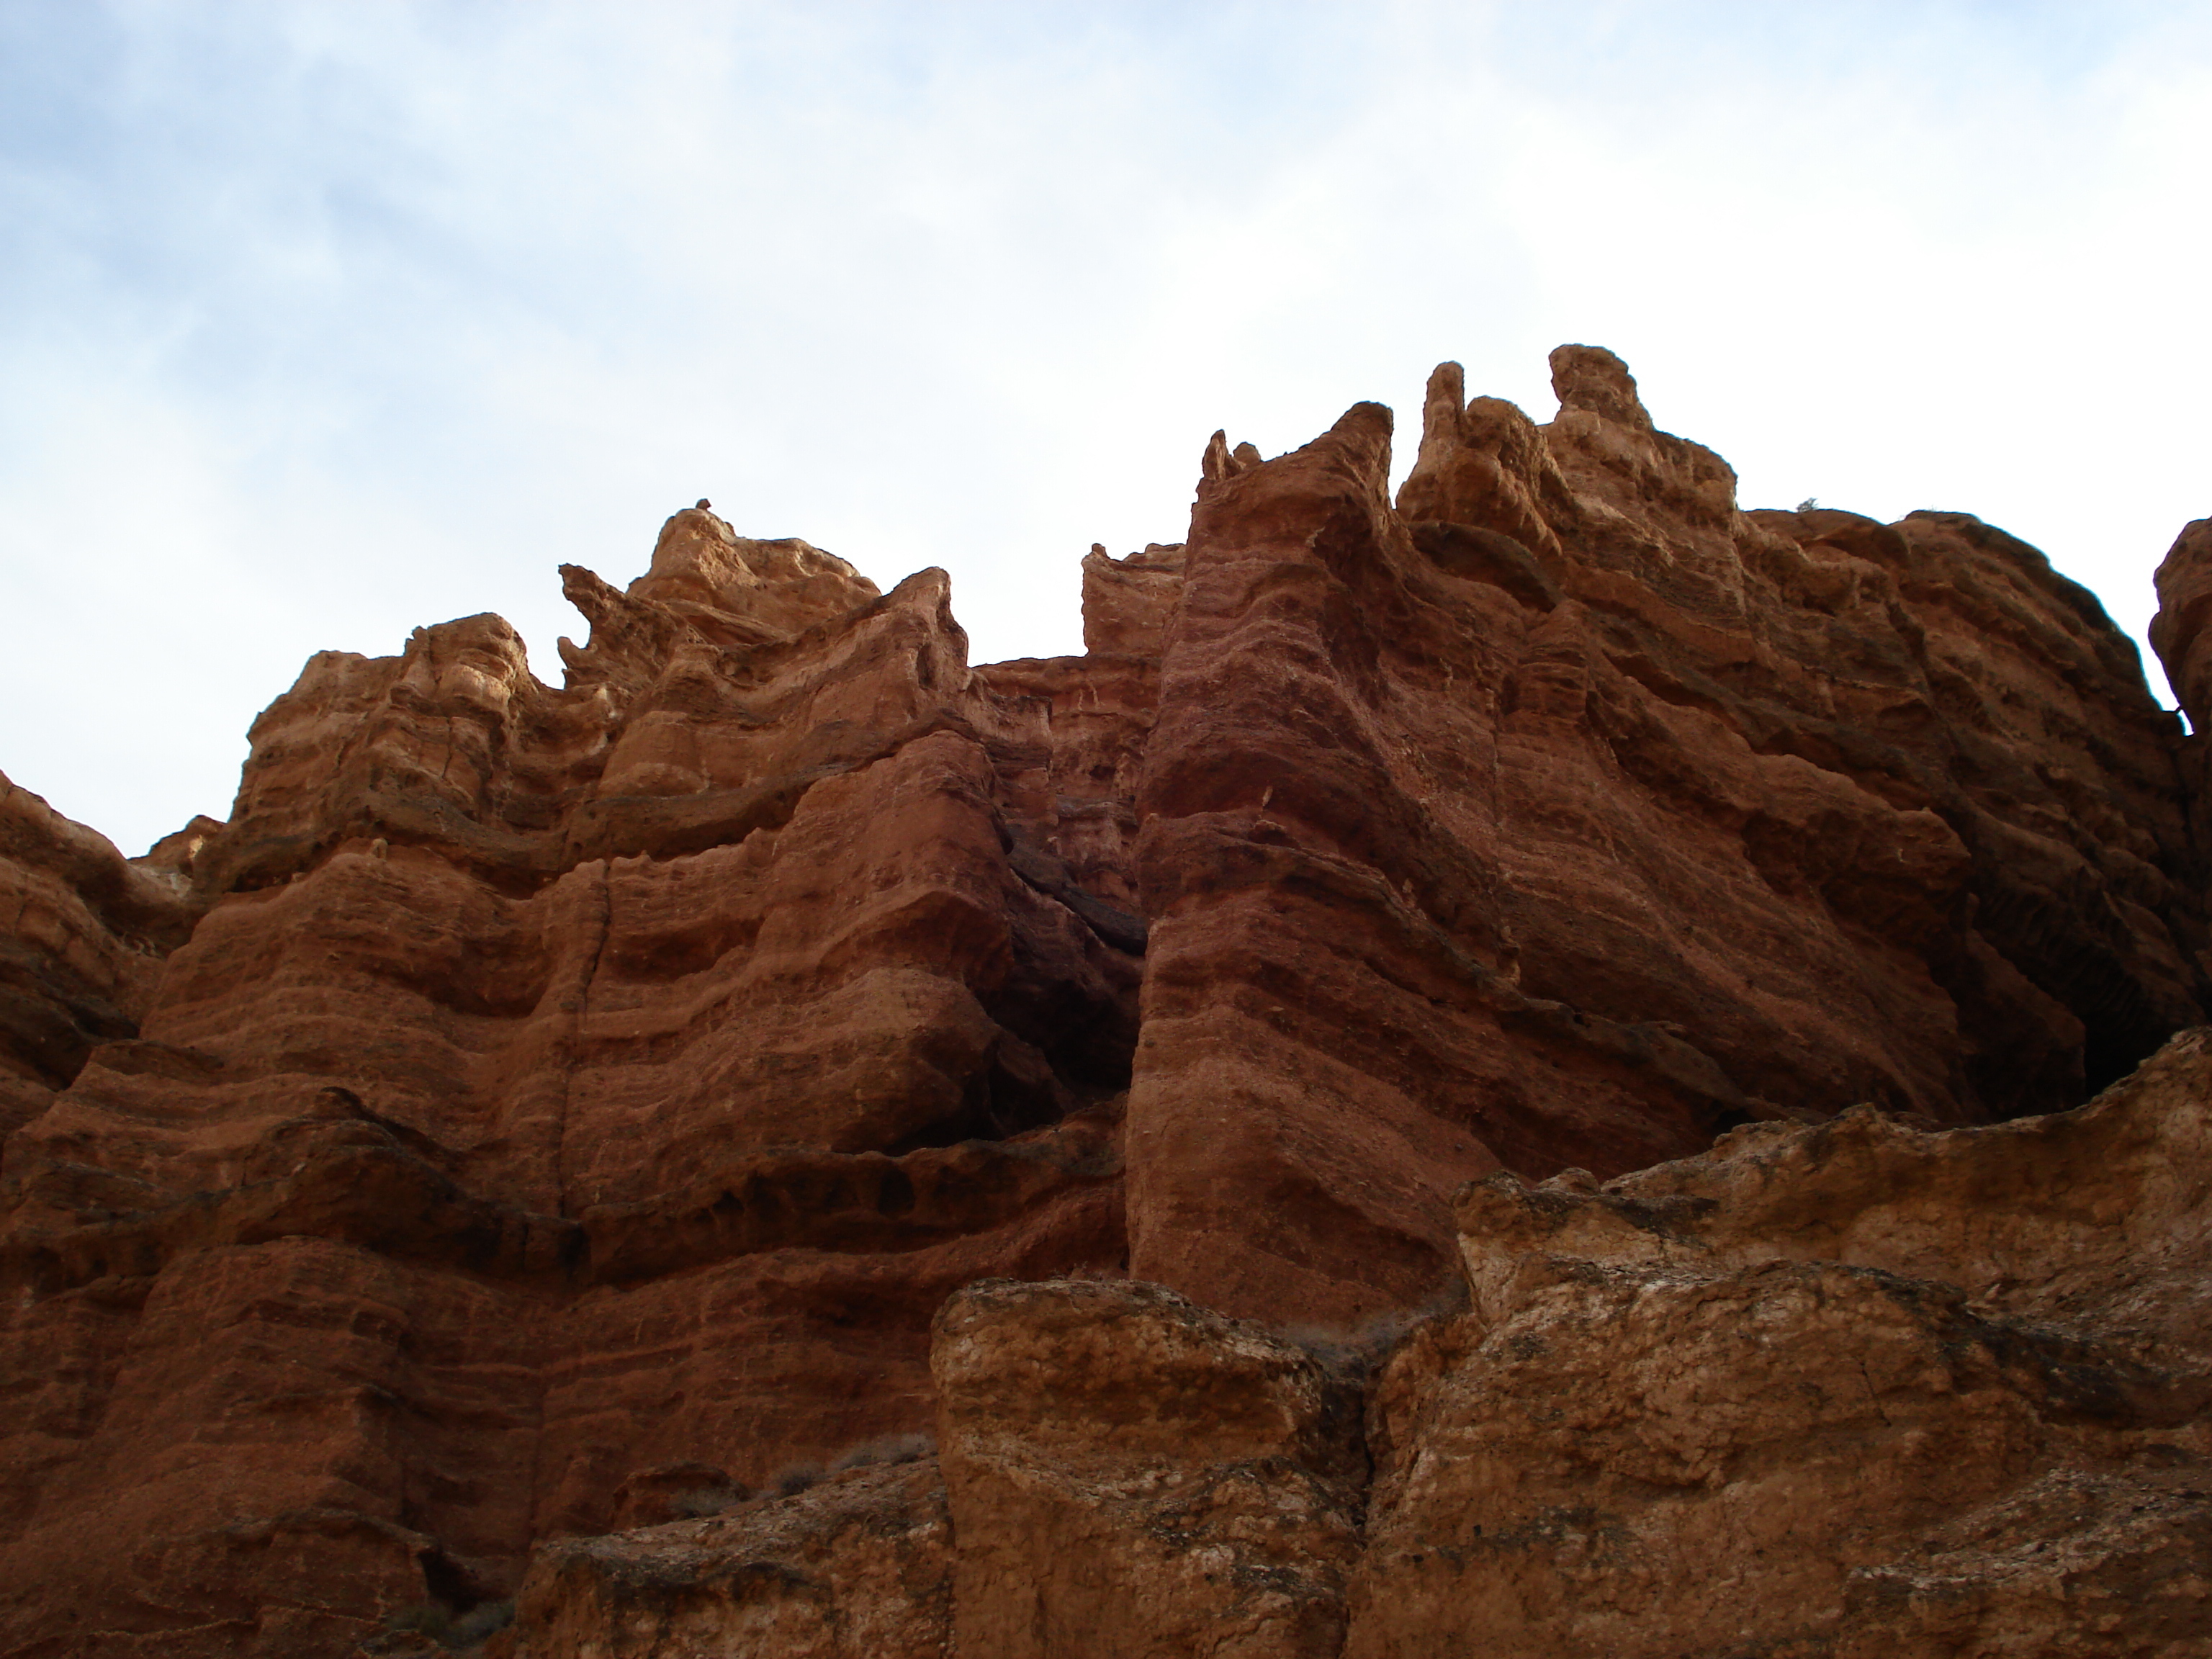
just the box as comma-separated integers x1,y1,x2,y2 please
3,0,2208,850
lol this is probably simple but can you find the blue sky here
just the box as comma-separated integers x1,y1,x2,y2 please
4,1,2210,853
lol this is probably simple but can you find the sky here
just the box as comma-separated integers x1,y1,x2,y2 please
3,1,2209,855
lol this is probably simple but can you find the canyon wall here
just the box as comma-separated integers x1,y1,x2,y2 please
1,348,2207,1656
516,1025,2208,1658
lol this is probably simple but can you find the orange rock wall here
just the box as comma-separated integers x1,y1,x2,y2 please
2,349,2207,1654
1125,347,2201,1323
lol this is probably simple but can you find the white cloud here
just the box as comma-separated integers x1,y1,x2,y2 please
1,1,2208,851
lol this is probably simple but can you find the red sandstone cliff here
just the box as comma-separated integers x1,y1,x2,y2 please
1,348,2207,1655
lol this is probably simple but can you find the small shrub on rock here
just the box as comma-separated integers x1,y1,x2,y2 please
1279,1279,1470,1382
773,1460,825,1496
446,1600,514,1649
828,1430,936,1473
670,1483,745,1519
379,1598,514,1653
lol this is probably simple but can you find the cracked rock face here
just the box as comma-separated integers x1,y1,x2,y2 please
2,349,2209,1655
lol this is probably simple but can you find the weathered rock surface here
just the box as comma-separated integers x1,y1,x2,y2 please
503,1028,2212,1657
0,773,199,1136
508,1457,952,1659
2152,516,2212,736
0,508,1141,1655
1128,346,2201,1325
2,349,2207,1654
1347,1026,2212,1657
934,1278,1365,1659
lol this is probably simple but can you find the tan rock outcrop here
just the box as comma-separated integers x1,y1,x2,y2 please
934,1278,1364,1659
508,1458,951,1659
1348,1026,2212,1657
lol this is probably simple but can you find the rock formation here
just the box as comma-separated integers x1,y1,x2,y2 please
505,1026,2210,1657
1,346,2208,1655
0,778,200,1137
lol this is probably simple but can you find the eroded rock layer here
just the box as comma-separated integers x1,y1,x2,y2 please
2,348,2207,1656
0,774,199,1136
1127,349,2203,1323
497,1026,2211,1657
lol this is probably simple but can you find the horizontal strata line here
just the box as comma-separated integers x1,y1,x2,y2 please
2,1130,1125,1297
